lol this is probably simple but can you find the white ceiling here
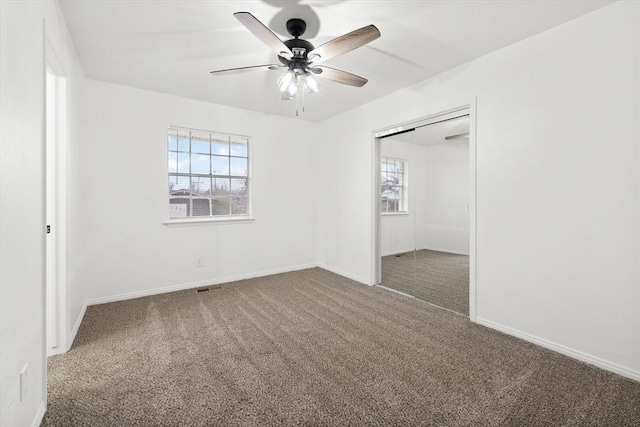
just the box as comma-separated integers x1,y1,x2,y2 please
59,0,614,122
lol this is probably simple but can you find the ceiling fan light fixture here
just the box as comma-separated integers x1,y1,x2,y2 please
284,75,298,97
277,70,295,92
304,74,320,93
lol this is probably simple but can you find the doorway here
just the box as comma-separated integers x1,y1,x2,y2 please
45,41,68,356
373,105,476,319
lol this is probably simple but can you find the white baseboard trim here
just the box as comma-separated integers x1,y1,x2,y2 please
476,317,640,382
47,345,66,357
85,262,320,306
419,245,469,256
377,284,416,299
31,401,45,427
381,248,415,257
381,247,470,257
317,263,370,286
67,300,88,351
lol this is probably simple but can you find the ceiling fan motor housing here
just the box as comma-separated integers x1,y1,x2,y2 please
280,37,315,70
278,18,315,70
286,18,306,38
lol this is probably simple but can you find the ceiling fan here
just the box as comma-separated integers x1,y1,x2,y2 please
210,12,380,102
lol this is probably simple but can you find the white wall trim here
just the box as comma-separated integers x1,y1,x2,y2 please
67,299,87,351
468,97,477,323
382,247,469,257
380,248,415,257
85,263,320,306
31,402,46,427
317,263,370,286
418,246,469,256
45,34,70,358
476,317,640,382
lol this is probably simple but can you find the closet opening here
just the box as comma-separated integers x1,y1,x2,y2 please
372,105,477,319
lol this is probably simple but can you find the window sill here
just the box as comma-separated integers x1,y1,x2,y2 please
163,216,255,227
381,212,410,216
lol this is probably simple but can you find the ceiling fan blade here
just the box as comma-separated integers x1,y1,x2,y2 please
234,12,293,58
308,25,380,63
210,64,281,76
315,66,368,87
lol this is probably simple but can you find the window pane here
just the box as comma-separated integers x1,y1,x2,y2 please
168,131,178,151
230,138,247,157
231,178,247,195
212,197,230,215
213,140,229,155
192,198,211,217
231,197,247,215
230,157,247,177
191,140,210,154
178,152,190,174
169,198,190,217
213,178,230,196
213,156,229,175
177,131,190,152
191,132,210,154
395,187,403,209
168,151,178,173
191,176,211,196
191,153,210,175
169,175,190,195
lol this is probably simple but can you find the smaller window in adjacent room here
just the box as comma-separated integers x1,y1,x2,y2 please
380,157,407,213
168,126,249,219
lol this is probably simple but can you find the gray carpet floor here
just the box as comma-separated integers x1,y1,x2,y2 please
43,268,640,426
382,249,469,315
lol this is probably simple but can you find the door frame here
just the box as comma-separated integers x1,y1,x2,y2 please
45,36,69,356
370,100,478,321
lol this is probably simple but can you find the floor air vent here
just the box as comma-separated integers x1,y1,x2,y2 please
196,285,222,293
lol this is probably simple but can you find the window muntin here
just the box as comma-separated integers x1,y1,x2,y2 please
168,127,249,219
381,157,407,213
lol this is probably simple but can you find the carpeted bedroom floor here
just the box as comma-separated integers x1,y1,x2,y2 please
43,268,640,426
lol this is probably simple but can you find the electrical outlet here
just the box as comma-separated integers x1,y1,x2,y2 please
20,365,28,402
196,256,202,267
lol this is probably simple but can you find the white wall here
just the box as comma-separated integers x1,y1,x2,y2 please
1,1,84,426
417,139,470,255
80,80,320,302
318,1,640,378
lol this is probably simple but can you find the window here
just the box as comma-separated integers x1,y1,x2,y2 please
380,157,407,213
168,126,249,219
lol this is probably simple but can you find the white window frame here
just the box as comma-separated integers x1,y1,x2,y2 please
380,156,408,214
164,126,253,225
